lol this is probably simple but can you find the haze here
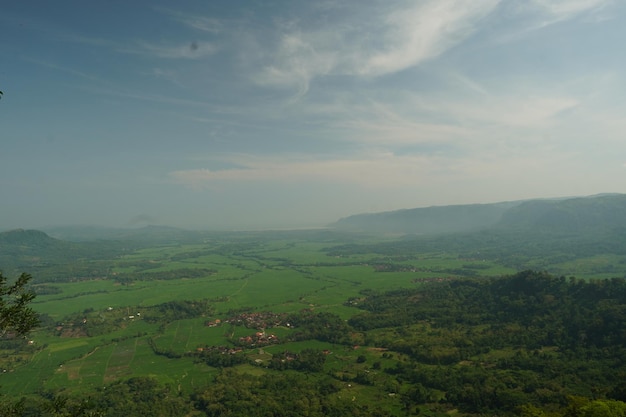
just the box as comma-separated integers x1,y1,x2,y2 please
2,0,626,230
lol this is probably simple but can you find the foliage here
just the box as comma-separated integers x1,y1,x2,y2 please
284,311,353,344
1,377,192,416
194,347,248,367
192,368,389,417
349,271,626,413
150,299,214,322
269,348,327,372
0,272,39,336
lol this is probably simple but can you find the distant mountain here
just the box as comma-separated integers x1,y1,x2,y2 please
495,194,626,233
331,194,626,235
331,201,522,234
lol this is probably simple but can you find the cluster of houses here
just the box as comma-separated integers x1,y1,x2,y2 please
237,330,279,347
206,311,291,330
205,311,290,348
205,318,222,327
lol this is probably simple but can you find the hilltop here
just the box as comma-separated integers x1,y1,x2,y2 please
0,228,59,246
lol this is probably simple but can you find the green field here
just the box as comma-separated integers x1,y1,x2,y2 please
1,238,415,394
2,230,625,410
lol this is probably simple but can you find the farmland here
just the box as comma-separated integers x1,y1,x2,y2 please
2,232,512,395
2,228,626,415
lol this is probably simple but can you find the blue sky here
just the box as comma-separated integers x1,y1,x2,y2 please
2,0,625,230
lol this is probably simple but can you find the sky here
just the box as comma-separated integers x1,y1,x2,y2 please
2,0,626,230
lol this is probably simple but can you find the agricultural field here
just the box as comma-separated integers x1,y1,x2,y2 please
2,229,626,416
1,233,514,397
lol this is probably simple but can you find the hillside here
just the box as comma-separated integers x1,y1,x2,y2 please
331,201,520,234
331,194,626,235
0,229,74,274
0,228,129,280
325,194,626,277
0,228,59,246
496,193,626,232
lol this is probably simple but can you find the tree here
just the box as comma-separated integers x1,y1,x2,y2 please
580,399,626,417
0,272,39,337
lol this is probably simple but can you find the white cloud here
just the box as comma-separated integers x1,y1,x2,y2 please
254,0,618,99
359,0,500,76
256,0,501,94
254,31,339,97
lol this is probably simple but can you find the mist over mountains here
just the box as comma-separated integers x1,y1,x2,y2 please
3,194,626,245
0,193,623,275
3,194,626,243
331,194,626,235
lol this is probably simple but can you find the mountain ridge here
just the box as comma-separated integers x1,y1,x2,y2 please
330,193,626,235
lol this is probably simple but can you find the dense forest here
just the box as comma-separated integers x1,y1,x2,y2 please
348,271,626,414
3,270,626,416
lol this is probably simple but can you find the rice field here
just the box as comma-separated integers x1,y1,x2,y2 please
1,234,526,396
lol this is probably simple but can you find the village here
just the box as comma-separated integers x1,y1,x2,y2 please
205,311,291,347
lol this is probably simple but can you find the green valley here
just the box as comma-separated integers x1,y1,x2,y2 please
2,195,626,415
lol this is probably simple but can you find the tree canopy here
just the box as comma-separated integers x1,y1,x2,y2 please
0,272,39,337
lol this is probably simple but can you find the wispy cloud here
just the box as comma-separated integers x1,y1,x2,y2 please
254,0,618,99
288,77,580,150
167,142,589,202
55,28,219,60
358,0,500,76
78,85,225,111
532,0,613,21
436,94,580,129
255,0,500,95
334,99,473,146
499,0,615,40
120,40,218,59
255,31,339,97
169,152,452,189
155,7,223,33
177,15,222,33
150,68,184,87
23,57,116,87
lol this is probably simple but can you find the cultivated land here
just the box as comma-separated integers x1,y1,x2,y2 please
2,233,514,395
2,218,626,415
